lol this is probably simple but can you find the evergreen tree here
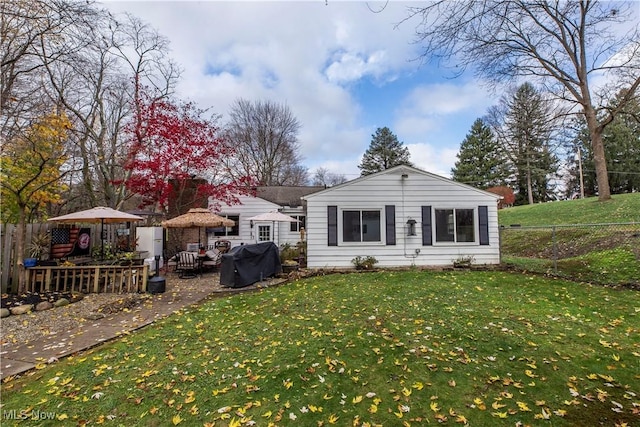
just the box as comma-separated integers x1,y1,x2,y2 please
358,127,412,176
451,118,508,188
492,83,560,205
564,90,640,197
561,117,597,199
601,90,640,194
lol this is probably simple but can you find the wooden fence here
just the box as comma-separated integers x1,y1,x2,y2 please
1,223,124,293
24,264,149,294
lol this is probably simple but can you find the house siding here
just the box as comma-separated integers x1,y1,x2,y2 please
212,195,306,249
303,166,501,269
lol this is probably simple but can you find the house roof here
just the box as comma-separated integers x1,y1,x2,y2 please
302,165,503,200
256,186,324,207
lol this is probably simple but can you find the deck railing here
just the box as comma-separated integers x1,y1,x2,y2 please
25,265,149,294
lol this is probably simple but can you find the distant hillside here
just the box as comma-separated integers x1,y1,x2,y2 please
498,193,640,226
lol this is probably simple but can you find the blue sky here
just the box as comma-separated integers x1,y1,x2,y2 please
104,1,500,179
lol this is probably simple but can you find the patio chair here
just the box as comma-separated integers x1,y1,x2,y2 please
163,247,180,272
201,249,222,272
176,251,198,279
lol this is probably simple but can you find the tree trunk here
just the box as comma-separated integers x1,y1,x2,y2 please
584,106,611,201
16,207,27,293
526,156,534,205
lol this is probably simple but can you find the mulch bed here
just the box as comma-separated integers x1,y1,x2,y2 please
1,291,80,309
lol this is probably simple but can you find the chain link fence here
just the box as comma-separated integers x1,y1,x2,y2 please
499,222,640,287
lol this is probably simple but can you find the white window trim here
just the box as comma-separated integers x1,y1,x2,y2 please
212,213,240,237
338,207,385,246
432,207,478,245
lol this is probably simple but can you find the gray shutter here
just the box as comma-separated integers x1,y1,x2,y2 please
478,205,489,245
421,206,432,246
328,205,338,246
385,205,396,245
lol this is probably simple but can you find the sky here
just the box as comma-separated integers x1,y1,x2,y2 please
103,1,501,180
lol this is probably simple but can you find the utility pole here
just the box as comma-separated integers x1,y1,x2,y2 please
577,147,585,199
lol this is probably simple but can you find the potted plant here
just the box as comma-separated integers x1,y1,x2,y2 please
280,243,299,273
25,232,50,267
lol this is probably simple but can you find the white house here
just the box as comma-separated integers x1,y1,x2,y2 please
302,165,502,269
209,186,323,249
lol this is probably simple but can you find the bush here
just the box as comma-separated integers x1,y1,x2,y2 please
280,243,299,264
351,255,378,270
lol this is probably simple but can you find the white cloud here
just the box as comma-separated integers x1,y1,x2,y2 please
407,143,459,178
105,1,486,180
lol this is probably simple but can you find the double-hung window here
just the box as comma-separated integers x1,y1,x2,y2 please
211,214,240,237
290,215,306,232
434,208,475,243
342,210,381,242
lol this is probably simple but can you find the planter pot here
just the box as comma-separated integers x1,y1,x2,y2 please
282,264,299,274
24,258,37,268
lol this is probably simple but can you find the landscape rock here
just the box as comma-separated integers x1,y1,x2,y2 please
10,304,33,315
0,308,10,318
84,312,106,320
53,298,70,307
35,301,54,311
69,293,85,303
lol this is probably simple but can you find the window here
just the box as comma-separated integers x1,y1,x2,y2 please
290,215,306,232
342,210,381,242
435,208,475,243
257,225,271,242
211,214,240,237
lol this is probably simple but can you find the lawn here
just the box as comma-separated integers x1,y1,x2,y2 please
1,270,639,426
498,194,640,287
498,193,640,227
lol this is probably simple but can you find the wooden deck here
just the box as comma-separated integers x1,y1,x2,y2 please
25,265,149,294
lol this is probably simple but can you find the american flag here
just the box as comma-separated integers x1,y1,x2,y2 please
51,228,70,244
50,228,79,259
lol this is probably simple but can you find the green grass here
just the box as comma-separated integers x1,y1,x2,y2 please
2,271,639,426
498,194,640,286
499,193,640,226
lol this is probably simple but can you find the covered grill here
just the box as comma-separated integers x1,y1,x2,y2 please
220,242,282,288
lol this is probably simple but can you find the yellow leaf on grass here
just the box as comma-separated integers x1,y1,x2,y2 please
491,411,508,418
430,401,440,412
473,397,486,410
172,414,182,425
328,413,339,424
262,411,272,418
492,401,506,409
455,414,469,424
516,401,531,412
352,395,363,404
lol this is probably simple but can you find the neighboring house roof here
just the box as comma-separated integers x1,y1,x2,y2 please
256,186,325,207
302,165,503,201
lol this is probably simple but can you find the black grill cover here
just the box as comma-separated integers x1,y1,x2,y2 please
219,242,282,288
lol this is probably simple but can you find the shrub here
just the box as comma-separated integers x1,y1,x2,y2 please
351,255,378,270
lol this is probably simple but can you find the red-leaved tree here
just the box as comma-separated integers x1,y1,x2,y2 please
122,89,255,214
486,186,515,209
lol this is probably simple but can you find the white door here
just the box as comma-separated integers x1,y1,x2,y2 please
257,224,271,242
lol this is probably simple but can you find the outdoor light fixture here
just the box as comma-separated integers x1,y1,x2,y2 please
401,173,409,179
406,218,417,236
